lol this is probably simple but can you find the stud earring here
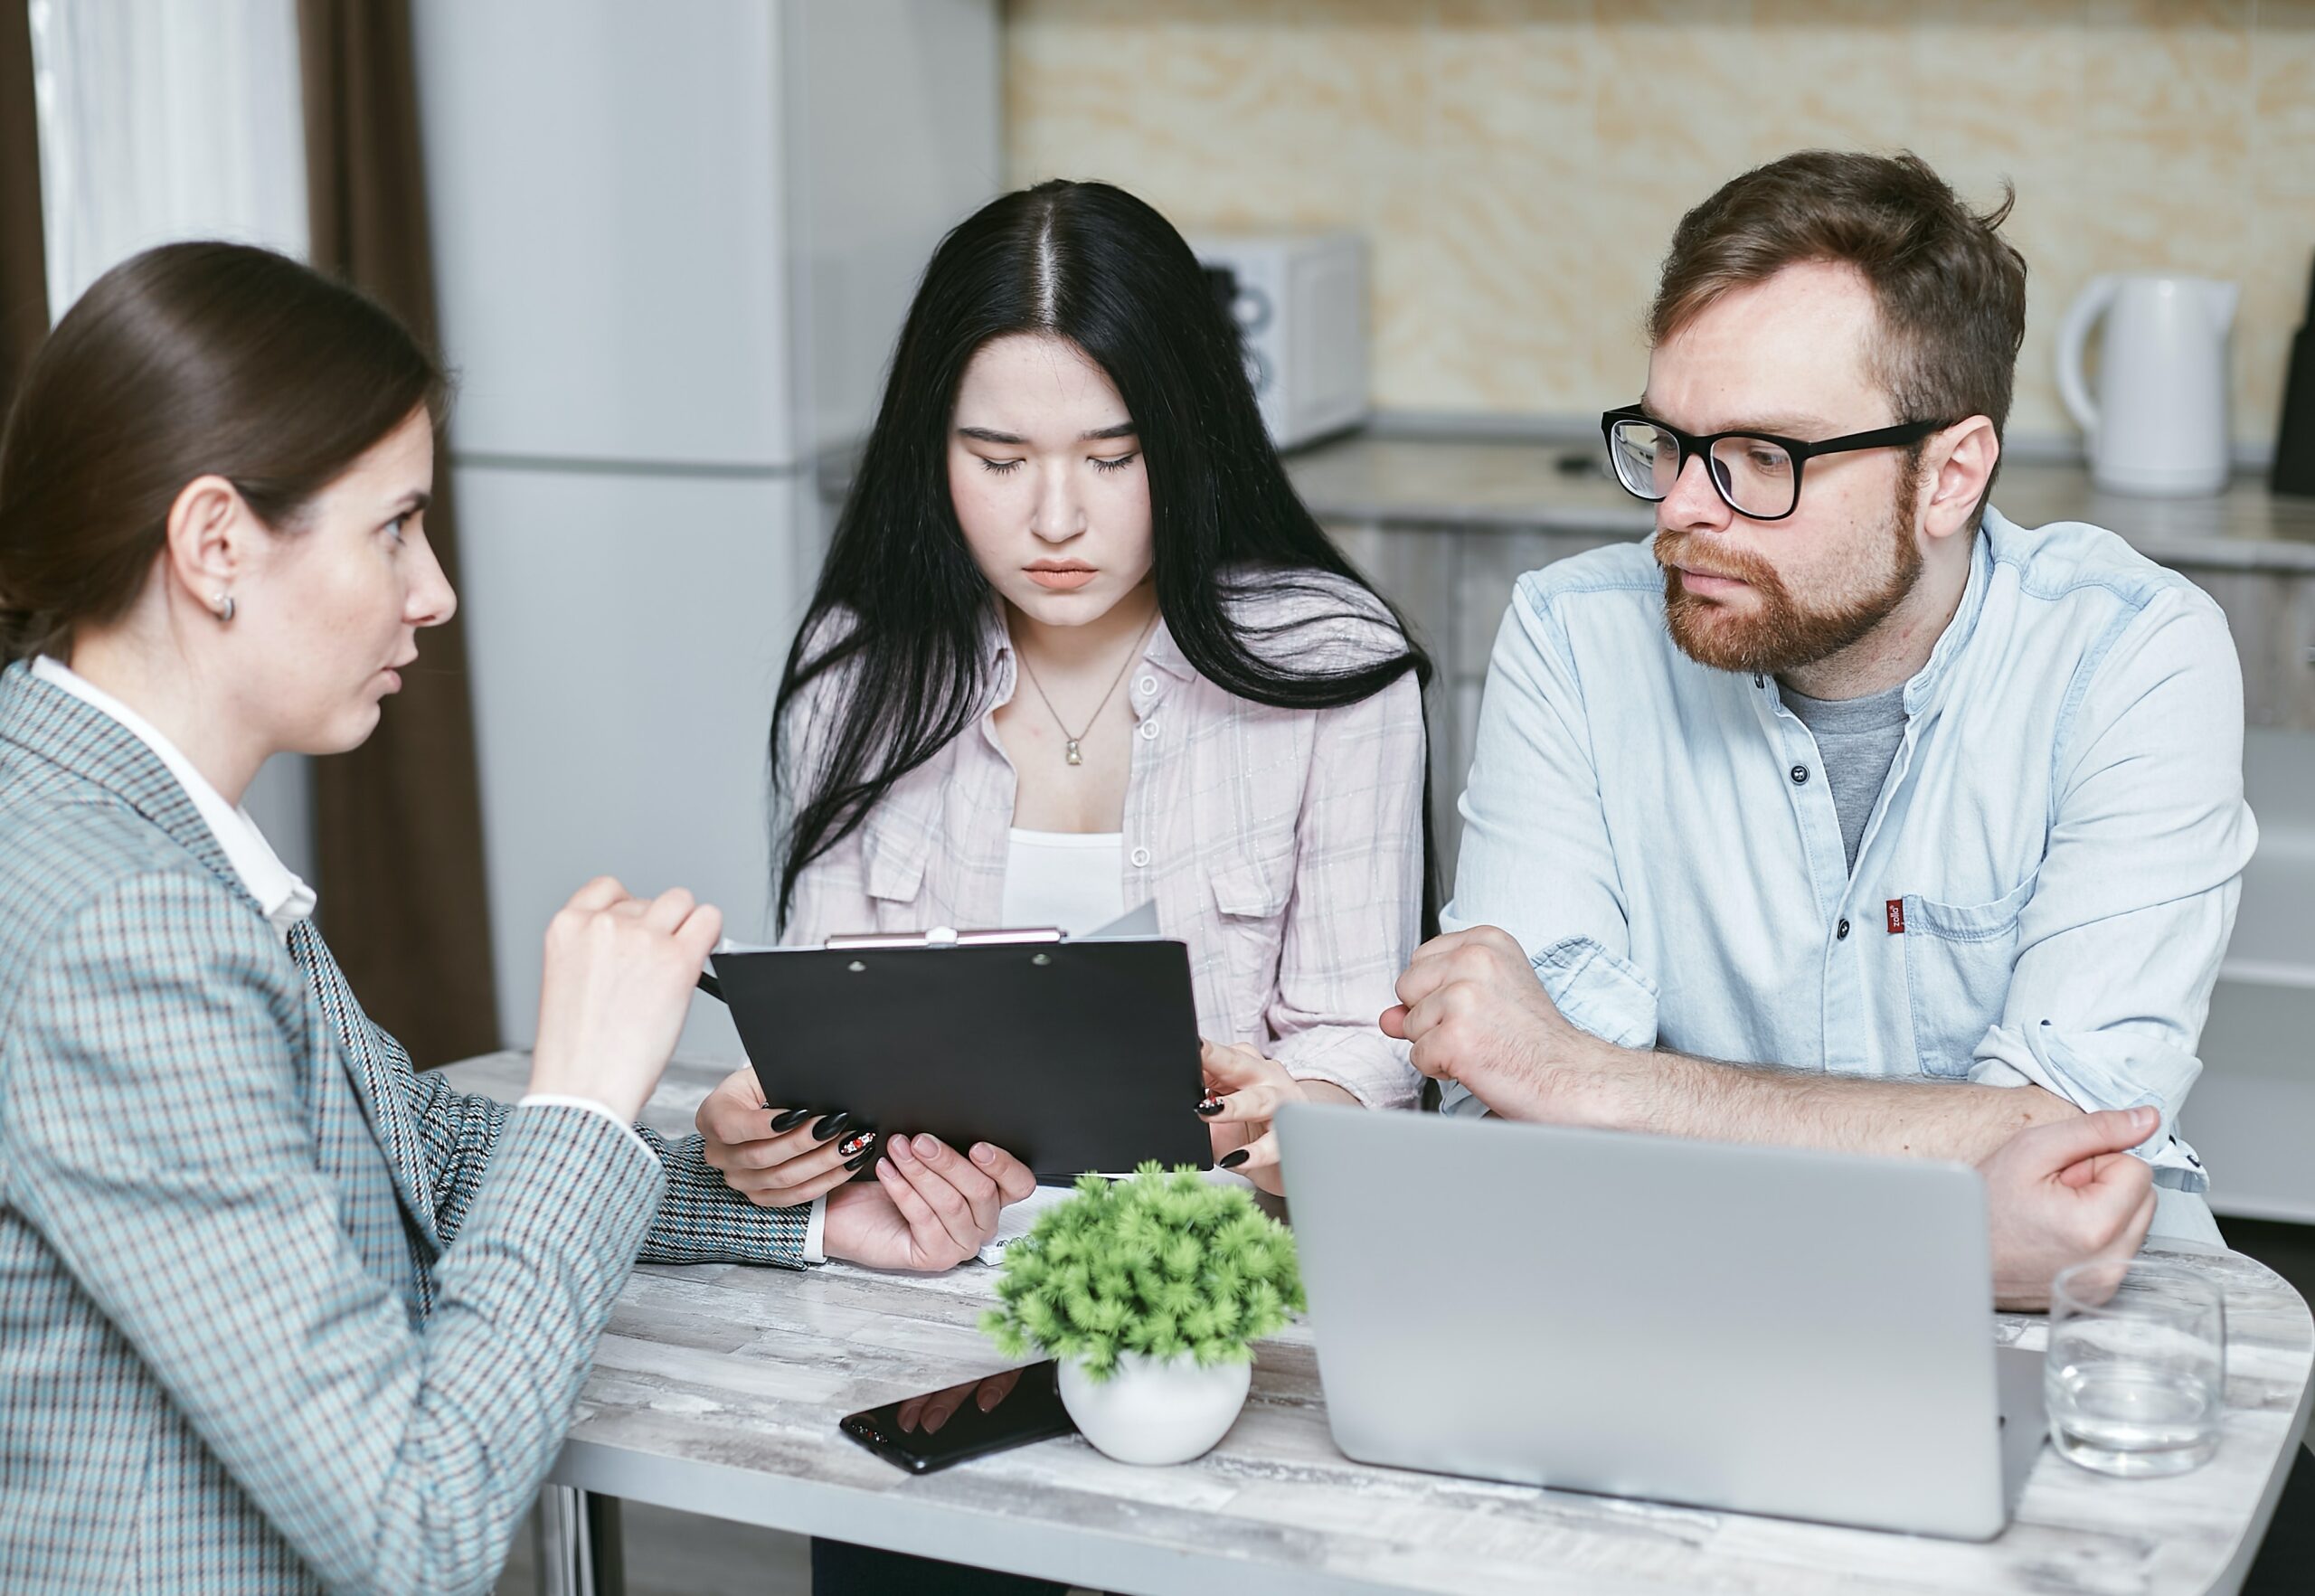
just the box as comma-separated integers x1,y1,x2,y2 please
213,592,236,624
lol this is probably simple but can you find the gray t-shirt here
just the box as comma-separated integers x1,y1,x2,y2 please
1779,681,1908,872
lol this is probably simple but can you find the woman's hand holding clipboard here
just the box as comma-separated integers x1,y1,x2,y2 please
691,906,1207,1185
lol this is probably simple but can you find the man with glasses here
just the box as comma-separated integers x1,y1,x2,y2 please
1387,150,2254,1252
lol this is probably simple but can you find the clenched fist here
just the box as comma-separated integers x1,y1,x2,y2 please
527,876,722,1124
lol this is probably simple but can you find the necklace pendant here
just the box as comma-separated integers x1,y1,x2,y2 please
1064,738,1083,766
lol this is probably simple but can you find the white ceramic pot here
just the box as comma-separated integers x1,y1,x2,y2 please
1056,1350,1252,1466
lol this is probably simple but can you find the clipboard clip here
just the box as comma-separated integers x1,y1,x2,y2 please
823,924,1065,950
695,925,1070,1004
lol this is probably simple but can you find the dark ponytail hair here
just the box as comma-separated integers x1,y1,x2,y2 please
772,179,1433,929
0,241,444,664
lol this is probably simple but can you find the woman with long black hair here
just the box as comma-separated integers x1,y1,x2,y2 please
694,175,1433,1595
695,177,1431,1224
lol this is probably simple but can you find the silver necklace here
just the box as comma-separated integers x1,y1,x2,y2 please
1014,612,1155,767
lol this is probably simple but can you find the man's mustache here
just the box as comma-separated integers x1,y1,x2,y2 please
1654,530,1777,589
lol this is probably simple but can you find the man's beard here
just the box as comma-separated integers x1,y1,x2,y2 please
1656,476,1924,677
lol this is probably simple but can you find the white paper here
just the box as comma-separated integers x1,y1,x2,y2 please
976,1182,1085,1265
1074,899,1161,940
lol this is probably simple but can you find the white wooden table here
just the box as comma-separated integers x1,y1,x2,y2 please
439,1052,2313,1596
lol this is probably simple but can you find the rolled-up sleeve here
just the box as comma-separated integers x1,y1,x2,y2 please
1440,579,1658,1116
1968,588,2256,1192
1267,668,1427,1110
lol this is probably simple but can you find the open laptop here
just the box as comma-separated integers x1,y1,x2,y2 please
1275,1103,2046,1540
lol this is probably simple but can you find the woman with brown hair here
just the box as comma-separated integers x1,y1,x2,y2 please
0,241,1030,1594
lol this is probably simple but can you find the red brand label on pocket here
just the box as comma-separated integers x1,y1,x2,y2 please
1885,899,1906,934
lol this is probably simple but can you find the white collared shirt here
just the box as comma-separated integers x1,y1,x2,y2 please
32,656,317,941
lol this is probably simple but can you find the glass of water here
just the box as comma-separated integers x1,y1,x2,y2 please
2046,1258,2226,1478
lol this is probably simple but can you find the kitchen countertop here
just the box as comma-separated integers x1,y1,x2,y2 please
1283,432,2315,574
443,1051,2312,1596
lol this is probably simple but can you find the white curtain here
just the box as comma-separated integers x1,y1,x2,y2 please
26,0,314,872
29,0,308,310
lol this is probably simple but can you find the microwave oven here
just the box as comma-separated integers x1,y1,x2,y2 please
1193,231,1368,451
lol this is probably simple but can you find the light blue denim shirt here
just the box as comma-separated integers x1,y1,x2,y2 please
1442,507,2256,1204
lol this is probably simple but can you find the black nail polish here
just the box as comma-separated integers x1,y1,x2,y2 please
837,1130,875,1158
1195,1094,1225,1117
811,1111,851,1141
845,1151,871,1171
1217,1148,1250,1169
770,1108,813,1132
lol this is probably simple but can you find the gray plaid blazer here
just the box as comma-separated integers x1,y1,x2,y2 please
0,662,808,1593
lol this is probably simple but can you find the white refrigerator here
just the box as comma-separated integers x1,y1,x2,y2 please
412,0,1001,1060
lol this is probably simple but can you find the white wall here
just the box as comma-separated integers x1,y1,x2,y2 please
411,0,798,469
2194,728,2315,1223
452,466,813,1059
784,0,1003,459
415,0,1000,1062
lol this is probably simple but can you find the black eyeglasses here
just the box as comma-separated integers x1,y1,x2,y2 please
1600,405,1952,522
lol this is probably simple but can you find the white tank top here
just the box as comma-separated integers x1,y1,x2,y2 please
1000,828,1126,934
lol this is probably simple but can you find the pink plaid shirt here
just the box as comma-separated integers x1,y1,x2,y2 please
783,578,1426,1109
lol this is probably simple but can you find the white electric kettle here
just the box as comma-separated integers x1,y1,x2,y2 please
2056,272,2237,496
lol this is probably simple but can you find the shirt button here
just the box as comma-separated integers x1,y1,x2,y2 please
1137,675,1158,696
1129,846,1151,869
1139,720,1159,741
1790,764,1809,785
1837,918,1851,940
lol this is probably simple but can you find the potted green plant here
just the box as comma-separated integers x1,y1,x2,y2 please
982,1164,1305,1465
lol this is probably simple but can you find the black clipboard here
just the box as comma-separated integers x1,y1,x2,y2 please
705,927,1211,1181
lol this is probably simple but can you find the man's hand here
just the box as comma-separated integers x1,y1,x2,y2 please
821,1134,1036,1272
694,1065,863,1207
1382,927,1625,1125
1981,1106,2159,1310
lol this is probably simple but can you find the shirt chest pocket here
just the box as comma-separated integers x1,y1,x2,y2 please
858,763,943,916
1209,843,1297,995
1902,871,2037,1079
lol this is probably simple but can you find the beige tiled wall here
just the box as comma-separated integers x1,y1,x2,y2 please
1006,0,2315,450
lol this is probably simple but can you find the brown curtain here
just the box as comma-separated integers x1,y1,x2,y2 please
1,0,48,404
299,0,499,1068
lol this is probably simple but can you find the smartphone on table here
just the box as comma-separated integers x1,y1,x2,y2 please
838,1362,1076,1474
